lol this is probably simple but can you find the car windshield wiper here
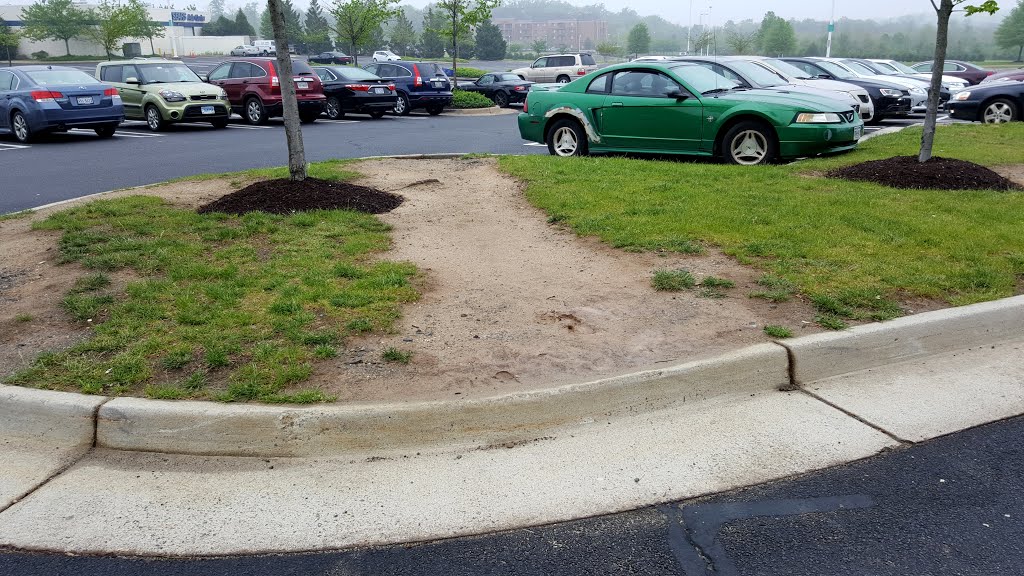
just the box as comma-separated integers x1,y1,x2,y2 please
701,87,731,95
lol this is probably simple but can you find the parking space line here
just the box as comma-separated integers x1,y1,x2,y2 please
523,142,546,147
0,143,30,151
226,124,275,130
112,131,164,138
317,119,360,124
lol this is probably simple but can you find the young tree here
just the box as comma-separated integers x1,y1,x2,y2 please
304,0,332,53
626,22,650,56
995,0,1024,61
388,10,417,55
208,0,226,19
20,0,92,56
432,0,500,81
330,0,399,65
0,22,19,66
758,12,796,55
693,30,714,55
530,38,546,55
268,0,307,181
126,0,164,55
474,18,506,60
725,30,755,54
234,8,257,37
920,0,999,163
88,0,137,58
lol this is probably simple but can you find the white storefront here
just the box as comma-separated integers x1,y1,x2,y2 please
1,5,250,57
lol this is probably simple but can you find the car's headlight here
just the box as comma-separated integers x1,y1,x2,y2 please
909,87,926,95
879,88,903,97
159,90,186,102
795,112,842,124
954,91,972,101
218,89,228,99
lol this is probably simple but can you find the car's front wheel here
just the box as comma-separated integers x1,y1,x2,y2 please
981,98,1017,123
245,97,268,125
211,118,229,129
369,110,386,119
94,124,117,138
145,105,166,132
494,91,509,108
426,105,443,116
722,121,777,166
300,111,319,123
393,93,411,116
556,75,571,84
325,97,344,119
546,118,588,157
11,111,32,143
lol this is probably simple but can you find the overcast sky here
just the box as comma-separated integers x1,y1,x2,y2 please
396,0,972,26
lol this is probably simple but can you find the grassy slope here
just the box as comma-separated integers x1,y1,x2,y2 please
500,124,1024,325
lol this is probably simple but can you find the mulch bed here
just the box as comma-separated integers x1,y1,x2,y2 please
826,156,1021,191
197,178,404,215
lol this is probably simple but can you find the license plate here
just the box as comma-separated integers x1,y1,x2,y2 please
296,81,309,89
201,106,215,115
854,125,863,140
431,81,444,88
77,96,94,105
373,87,386,94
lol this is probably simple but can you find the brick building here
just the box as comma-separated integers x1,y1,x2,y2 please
493,19,608,50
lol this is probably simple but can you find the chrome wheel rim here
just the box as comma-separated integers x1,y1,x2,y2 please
496,93,507,106
12,114,28,141
394,97,406,114
730,130,769,165
983,102,1013,124
552,126,578,156
326,98,340,119
146,108,160,130
557,77,569,84
247,101,261,123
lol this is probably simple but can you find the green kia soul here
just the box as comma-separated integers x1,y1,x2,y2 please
96,59,232,131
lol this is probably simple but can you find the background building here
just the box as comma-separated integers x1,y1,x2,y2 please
0,4,249,57
493,19,608,51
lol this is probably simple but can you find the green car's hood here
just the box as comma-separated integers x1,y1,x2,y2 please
143,82,223,96
705,87,852,112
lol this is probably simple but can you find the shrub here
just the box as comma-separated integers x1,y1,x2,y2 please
31,50,49,60
452,90,494,109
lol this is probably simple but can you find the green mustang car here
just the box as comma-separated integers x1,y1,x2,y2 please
518,62,864,165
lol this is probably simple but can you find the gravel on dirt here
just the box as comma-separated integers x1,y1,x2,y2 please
196,178,404,215
827,156,1022,191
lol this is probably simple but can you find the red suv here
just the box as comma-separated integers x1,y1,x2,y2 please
205,57,325,124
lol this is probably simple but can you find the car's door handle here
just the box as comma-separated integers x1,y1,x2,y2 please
610,102,623,107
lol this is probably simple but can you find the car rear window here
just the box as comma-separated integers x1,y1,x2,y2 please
25,69,98,85
581,54,596,66
413,63,446,78
334,67,381,81
292,60,316,75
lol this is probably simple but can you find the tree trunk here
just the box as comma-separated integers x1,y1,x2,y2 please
64,37,71,56
351,41,358,66
919,0,953,164
451,9,458,83
149,36,155,56
269,0,307,181
1018,44,1022,62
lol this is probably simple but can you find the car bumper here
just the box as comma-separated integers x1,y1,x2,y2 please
518,112,545,143
347,94,398,111
876,96,913,116
264,98,327,117
408,92,453,108
33,103,125,130
946,101,980,121
507,91,529,103
157,99,232,121
777,122,862,158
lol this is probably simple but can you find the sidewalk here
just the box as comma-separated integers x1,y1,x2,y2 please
0,299,1022,556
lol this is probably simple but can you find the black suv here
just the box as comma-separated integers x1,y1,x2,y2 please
780,57,914,124
362,61,452,115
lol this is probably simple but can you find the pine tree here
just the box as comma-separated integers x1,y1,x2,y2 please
474,18,506,60
207,0,225,19
388,10,416,54
419,7,446,57
234,8,256,37
304,0,331,53
995,0,1024,61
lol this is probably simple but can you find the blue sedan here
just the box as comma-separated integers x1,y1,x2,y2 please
0,65,125,143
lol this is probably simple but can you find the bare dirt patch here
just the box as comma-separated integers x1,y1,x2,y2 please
197,178,403,215
827,156,1022,191
2,160,830,401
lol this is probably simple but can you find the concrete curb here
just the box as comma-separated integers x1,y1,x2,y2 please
782,294,1024,385
0,386,107,447
440,107,518,116
96,343,788,457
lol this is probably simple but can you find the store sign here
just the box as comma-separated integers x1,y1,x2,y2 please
171,12,206,23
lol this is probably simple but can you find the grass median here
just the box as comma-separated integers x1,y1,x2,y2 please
500,124,1024,328
8,163,417,403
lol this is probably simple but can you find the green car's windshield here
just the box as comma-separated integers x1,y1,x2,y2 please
137,64,202,84
24,69,98,86
669,64,740,94
729,60,787,87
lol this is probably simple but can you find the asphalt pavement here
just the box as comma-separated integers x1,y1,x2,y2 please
1,414,1020,575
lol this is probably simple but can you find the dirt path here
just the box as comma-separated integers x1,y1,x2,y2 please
306,158,824,401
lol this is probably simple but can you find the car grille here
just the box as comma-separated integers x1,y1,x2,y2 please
841,110,856,123
183,104,228,117
190,95,218,101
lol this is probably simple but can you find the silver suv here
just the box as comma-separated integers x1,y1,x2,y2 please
511,53,599,84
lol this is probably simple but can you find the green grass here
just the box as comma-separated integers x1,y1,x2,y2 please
652,269,696,291
763,325,793,339
501,123,1024,324
7,179,418,403
15,314,33,323
169,158,358,184
0,209,33,222
381,347,412,363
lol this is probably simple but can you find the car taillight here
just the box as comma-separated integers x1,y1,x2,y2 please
388,84,395,91
412,64,422,87
31,90,65,102
103,88,119,96
577,68,586,75
345,84,370,91
523,98,528,113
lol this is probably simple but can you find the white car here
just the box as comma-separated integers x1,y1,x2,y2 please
373,50,402,63
754,57,875,123
867,59,969,93
812,57,928,111
229,45,260,56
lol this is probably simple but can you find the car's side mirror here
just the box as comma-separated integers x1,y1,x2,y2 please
666,87,688,101
816,74,834,80
201,75,209,82
125,77,140,85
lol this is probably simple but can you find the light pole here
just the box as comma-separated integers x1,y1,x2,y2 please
826,0,836,57
687,0,693,54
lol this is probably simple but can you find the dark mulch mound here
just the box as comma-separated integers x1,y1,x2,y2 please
826,156,1021,191
197,178,404,215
